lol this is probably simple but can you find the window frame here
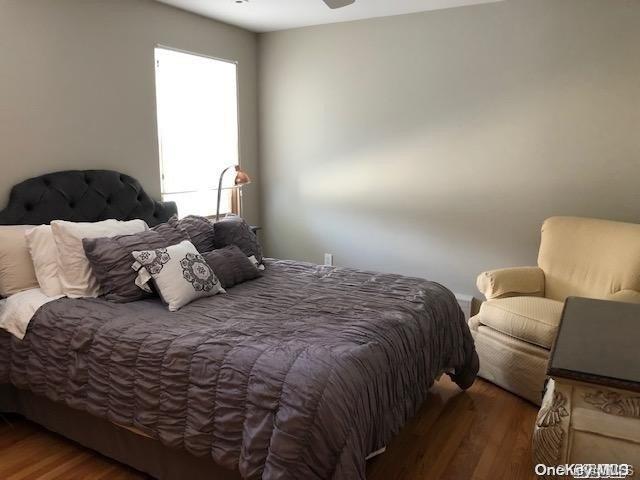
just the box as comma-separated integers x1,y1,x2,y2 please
153,44,242,216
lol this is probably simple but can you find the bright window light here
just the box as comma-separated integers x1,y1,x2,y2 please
154,47,239,217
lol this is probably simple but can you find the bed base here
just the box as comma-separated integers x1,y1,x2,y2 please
0,384,241,480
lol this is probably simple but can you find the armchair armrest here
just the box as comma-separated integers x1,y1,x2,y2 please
476,267,545,300
606,289,640,304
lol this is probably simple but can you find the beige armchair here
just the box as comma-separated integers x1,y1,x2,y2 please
469,216,640,404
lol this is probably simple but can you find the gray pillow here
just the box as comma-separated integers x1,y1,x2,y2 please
213,215,263,263
83,218,188,303
202,245,262,289
176,215,216,253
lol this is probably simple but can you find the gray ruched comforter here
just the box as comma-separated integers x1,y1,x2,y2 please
0,259,478,479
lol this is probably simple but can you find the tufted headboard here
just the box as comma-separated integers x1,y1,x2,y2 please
0,170,177,226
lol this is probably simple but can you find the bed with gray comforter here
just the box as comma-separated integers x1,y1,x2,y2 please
0,259,478,479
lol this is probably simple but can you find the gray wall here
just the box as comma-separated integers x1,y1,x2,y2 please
259,0,640,296
0,0,260,224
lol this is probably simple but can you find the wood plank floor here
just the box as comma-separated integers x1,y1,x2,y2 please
0,378,538,479
366,377,538,480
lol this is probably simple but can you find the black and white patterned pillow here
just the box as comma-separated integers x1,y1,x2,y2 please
132,240,225,311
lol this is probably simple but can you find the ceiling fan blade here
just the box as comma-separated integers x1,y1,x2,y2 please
322,0,355,9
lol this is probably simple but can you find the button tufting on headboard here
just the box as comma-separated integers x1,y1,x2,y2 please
0,170,177,226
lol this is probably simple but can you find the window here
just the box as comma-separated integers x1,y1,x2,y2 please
154,47,239,217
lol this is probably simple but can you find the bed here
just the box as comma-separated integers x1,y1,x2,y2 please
0,170,479,480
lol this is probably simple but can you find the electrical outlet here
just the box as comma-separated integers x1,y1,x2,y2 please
324,253,333,266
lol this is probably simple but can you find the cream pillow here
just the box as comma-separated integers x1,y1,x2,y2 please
52,219,148,298
25,225,63,297
0,226,39,296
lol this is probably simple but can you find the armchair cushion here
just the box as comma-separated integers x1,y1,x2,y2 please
476,267,545,300
477,296,564,349
538,216,640,301
606,290,640,304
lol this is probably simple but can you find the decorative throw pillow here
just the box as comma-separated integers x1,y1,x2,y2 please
25,225,63,297
213,215,263,263
132,240,225,311
0,226,39,296
175,215,216,253
202,245,262,289
83,218,188,303
52,219,148,298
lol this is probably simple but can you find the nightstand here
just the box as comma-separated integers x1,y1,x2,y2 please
532,297,640,477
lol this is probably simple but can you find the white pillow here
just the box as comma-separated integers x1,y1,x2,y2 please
52,219,148,298
132,240,225,311
25,225,63,297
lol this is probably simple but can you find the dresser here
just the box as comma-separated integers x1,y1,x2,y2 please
533,297,640,478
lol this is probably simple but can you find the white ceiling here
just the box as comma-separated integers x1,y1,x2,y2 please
157,0,502,33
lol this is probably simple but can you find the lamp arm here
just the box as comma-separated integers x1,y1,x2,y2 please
216,165,235,221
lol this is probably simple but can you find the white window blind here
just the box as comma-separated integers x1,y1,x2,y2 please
154,47,239,217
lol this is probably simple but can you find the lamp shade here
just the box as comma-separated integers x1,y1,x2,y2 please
234,165,251,186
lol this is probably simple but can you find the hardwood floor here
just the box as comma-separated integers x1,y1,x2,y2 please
0,378,538,480
366,377,538,480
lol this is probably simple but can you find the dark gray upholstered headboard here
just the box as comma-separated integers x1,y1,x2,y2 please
0,170,177,226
